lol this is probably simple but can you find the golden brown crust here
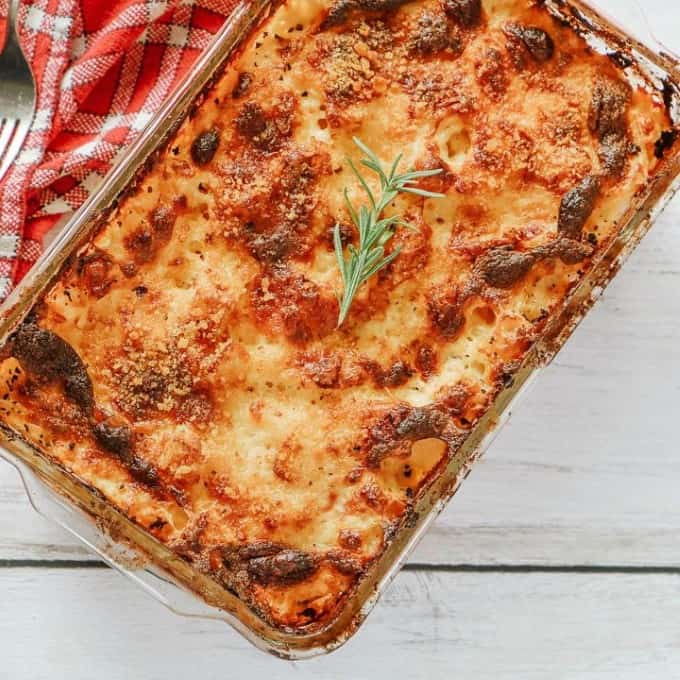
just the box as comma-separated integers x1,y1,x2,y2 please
0,0,675,632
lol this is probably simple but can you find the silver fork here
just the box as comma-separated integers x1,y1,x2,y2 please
0,0,36,183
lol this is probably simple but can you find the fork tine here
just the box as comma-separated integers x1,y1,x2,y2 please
0,119,29,184
0,120,16,163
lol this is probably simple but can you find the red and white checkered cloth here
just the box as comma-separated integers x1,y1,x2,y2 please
0,0,240,299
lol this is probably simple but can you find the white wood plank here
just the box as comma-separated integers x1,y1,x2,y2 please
1,200,679,565
1,568,679,679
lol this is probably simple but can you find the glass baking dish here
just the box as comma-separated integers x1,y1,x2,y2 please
0,0,678,659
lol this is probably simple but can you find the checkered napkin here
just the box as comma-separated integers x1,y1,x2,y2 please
0,0,239,299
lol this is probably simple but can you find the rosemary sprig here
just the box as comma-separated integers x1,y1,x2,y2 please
334,137,444,327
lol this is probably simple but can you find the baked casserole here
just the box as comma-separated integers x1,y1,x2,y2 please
0,0,677,635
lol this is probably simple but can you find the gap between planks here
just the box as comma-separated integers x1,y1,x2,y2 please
1,559,680,574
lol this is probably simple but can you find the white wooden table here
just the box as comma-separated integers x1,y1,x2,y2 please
2,2,680,677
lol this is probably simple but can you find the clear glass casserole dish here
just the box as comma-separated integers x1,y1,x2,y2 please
0,0,678,659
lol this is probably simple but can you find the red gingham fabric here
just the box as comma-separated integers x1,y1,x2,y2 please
0,0,240,298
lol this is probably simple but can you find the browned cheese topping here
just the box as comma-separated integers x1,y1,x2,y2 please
0,0,675,631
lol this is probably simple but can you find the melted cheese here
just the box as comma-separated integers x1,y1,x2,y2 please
0,0,674,632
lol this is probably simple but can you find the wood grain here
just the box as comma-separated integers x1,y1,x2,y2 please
2,567,679,679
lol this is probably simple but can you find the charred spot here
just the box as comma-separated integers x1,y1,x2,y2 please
654,129,678,159
436,383,471,417
93,421,133,458
78,251,112,299
363,403,409,463
127,455,161,489
608,50,633,69
362,359,411,389
250,267,337,344
235,100,293,153
124,226,155,264
235,102,267,138
177,388,213,425
321,0,414,29
133,285,148,298
112,345,194,420
232,71,253,99
338,529,362,551
300,352,341,388
410,11,453,54
243,224,294,263
663,77,679,113
588,77,631,140
247,549,320,586
272,440,299,483
190,129,221,166
500,370,514,388
311,33,377,105
491,361,519,388
427,288,465,338
125,206,177,266
219,542,283,571
173,517,210,559
557,175,600,239
11,322,94,411
414,344,437,379
63,373,94,411
321,0,355,27
537,238,593,265
365,404,449,467
475,248,536,289
279,151,316,195
239,541,286,560
504,23,554,63
239,151,321,264
120,262,137,278
599,132,629,176
588,76,631,176
396,406,448,440
360,481,385,508
379,361,414,388
346,467,364,484
475,48,508,100
149,518,168,531
361,18,395,51
150,204,176,241
92,420,162,490
325,550,364,576
442,0,481,27
134,372,167,410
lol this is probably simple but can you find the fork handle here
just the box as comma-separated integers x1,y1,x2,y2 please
6,0,20,39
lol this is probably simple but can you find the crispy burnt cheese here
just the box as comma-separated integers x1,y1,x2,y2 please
0,0,676,630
